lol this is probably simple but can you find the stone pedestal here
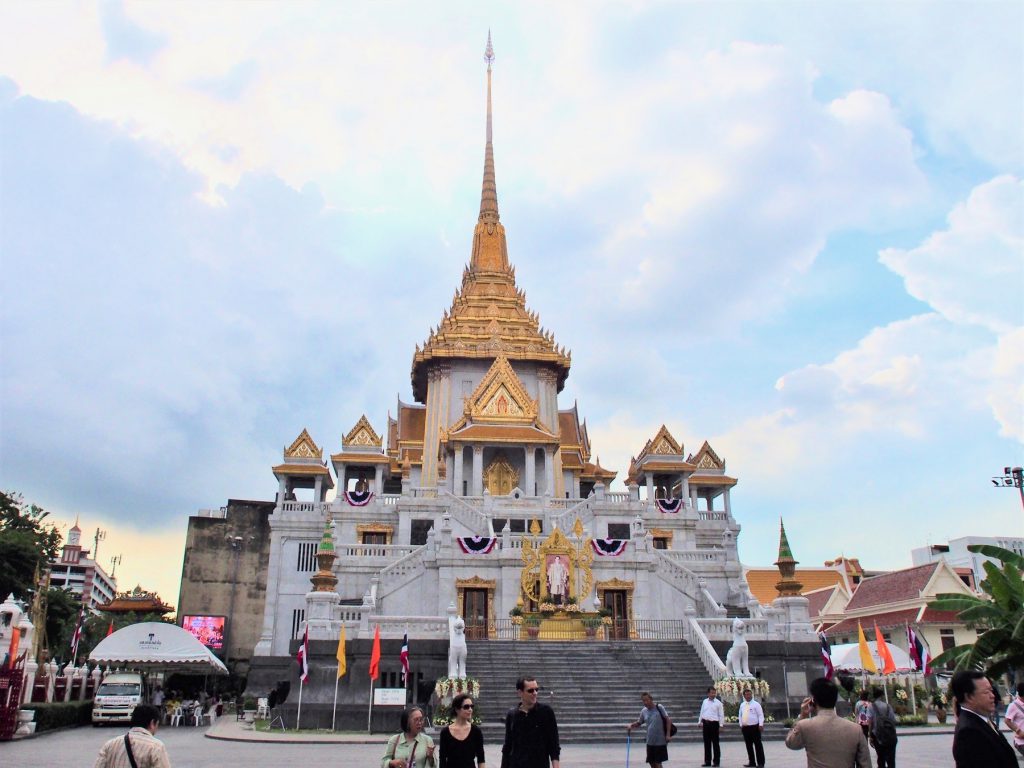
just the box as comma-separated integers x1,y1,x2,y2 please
304,590,340,640
770,596,815,642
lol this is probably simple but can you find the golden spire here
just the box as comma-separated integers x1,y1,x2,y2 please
480,30,499,222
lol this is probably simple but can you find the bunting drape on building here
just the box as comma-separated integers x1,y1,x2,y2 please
344,489,373,506
456,536,497,554
655,498,682,513
591,539,628,556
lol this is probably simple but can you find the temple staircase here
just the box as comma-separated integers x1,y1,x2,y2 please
464,640,717,744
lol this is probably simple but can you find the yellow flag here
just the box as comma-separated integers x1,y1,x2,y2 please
336,623,347,679
858,621,878,673
874,622,897,674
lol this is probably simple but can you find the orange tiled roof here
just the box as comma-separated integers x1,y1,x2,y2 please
448,424,560,443
745,567,846,605
844,563,938,611
272,463,333,478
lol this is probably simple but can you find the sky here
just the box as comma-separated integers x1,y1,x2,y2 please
1,1,1021,612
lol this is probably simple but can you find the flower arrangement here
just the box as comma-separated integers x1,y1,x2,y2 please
434,676,480,701
930,690,947,708
431,677,482,726
894,686,908,702
715,677,770,703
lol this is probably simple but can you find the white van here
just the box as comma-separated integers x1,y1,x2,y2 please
92,672,146,725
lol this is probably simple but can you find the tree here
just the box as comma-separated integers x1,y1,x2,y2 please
0,491,62,600
928,544,1024,678
43,587,82,656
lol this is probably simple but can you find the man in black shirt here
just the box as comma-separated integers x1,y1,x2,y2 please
501,676,561,768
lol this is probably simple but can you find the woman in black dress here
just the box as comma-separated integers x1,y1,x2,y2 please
439,693,486,768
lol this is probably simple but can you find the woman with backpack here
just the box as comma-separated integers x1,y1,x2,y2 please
854,691,873,739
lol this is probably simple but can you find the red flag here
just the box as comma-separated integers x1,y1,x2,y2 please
874,622,897,674
296,624,309,684
106,620,115,637
368,625,381,681
399,632,410,686
906,624,931,675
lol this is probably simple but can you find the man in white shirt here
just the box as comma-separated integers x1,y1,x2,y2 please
739,687,766,767
94,705,172,768
697,686,725,767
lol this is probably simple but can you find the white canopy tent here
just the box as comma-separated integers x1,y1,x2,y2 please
89,622,228,674
829,642,914,673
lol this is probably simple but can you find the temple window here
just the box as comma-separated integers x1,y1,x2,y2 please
607,523,630,540
410,519,433,546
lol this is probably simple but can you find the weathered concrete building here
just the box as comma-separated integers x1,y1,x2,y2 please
177,499,274,675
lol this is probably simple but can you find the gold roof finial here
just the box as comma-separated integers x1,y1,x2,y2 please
479,30,499,223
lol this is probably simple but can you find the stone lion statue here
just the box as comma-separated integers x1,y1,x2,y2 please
725,617,753,677
448,615,468,679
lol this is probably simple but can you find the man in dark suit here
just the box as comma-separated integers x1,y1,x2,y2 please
951,670,1017,768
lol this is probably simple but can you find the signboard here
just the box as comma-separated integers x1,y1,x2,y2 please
373,688,408,706
180,615,226,651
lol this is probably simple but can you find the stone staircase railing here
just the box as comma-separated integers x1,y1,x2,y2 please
375,544,429,602
651,547,702,601
438,489,491,534
549,496,593,529
684,616,728,679
694,617,771,641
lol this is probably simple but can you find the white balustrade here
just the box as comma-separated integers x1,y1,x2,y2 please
376,545,429,600
694,617,771,641
605,492,630,503
685,617,728,678
663,549,726,564
380,494,401,506
698,511,730,521
336,544,419,559
280,500,331,514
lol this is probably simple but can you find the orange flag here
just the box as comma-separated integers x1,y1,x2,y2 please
368,625,381,680
106,620,115,637
874,622,897,674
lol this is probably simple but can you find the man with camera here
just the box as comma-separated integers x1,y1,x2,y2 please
785,678,871,768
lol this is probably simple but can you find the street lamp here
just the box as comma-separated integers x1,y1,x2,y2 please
991,466,1024,511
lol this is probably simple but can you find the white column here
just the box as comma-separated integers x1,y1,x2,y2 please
454,446,464,496
314,476,323,502
723,488,731,516
681,474,690,505
645,473,654,502
374,465,384,495
472,447,483,496
544,448,555,495
525,447,535,496
336,463,347,493
690,485,699,510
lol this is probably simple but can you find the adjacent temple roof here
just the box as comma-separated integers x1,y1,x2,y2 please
410,34,571,402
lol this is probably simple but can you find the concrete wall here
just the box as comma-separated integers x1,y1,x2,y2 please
177,499,275,675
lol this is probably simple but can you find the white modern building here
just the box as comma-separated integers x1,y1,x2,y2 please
49,521,117,610
911,535,1024,589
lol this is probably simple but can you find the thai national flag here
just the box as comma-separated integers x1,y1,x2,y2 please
907,625,931,675
296,624,309,684
819,633,834,680
400,633,410,686
70,606,86,659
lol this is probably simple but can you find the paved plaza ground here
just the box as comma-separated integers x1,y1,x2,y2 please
1,720,991,768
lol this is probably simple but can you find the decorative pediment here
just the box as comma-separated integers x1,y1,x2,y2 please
285,429,321,459
344,415,382,447
690,441,724,470
648,425,683,456
466,356,538,423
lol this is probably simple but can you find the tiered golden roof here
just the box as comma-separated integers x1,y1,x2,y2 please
409,36,570,402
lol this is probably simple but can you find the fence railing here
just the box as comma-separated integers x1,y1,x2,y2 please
335,544,420,559
279,500,331,514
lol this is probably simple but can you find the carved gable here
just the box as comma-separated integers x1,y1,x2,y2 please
648,425,682,456
285,428,321,459
344,415,382,447
691,441,724,470
466,356,538,423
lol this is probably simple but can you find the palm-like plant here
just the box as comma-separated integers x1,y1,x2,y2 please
928,544,1024,677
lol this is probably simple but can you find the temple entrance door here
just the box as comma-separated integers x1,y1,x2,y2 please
463,589,488,640
603,590,629,640
484,455,518,497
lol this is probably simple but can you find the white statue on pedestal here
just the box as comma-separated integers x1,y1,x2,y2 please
448,616,468,679
725,618,753,677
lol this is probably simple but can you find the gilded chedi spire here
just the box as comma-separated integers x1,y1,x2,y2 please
410,33,571,402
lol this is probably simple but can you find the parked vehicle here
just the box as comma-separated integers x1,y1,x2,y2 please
92,672,147,725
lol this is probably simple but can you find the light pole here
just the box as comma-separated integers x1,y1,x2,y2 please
991,466,1024,512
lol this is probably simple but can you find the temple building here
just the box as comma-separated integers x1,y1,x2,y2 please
227,38,818,729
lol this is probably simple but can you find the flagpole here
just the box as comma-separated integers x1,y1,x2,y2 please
332,674,340,731
367,679,374,733
297,678,304,731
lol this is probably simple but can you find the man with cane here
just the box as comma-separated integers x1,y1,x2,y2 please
627,692,672,768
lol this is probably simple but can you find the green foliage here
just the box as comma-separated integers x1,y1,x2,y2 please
44,588,81,654
22,701,93,731
928,544,1024,677
243,696,257,710
0,491,62,600
523,614,542,627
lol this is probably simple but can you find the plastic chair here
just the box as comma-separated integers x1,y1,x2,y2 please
256,697,269,719
169,707,184,727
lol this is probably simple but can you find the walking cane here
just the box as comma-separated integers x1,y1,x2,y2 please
626,727,631,768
